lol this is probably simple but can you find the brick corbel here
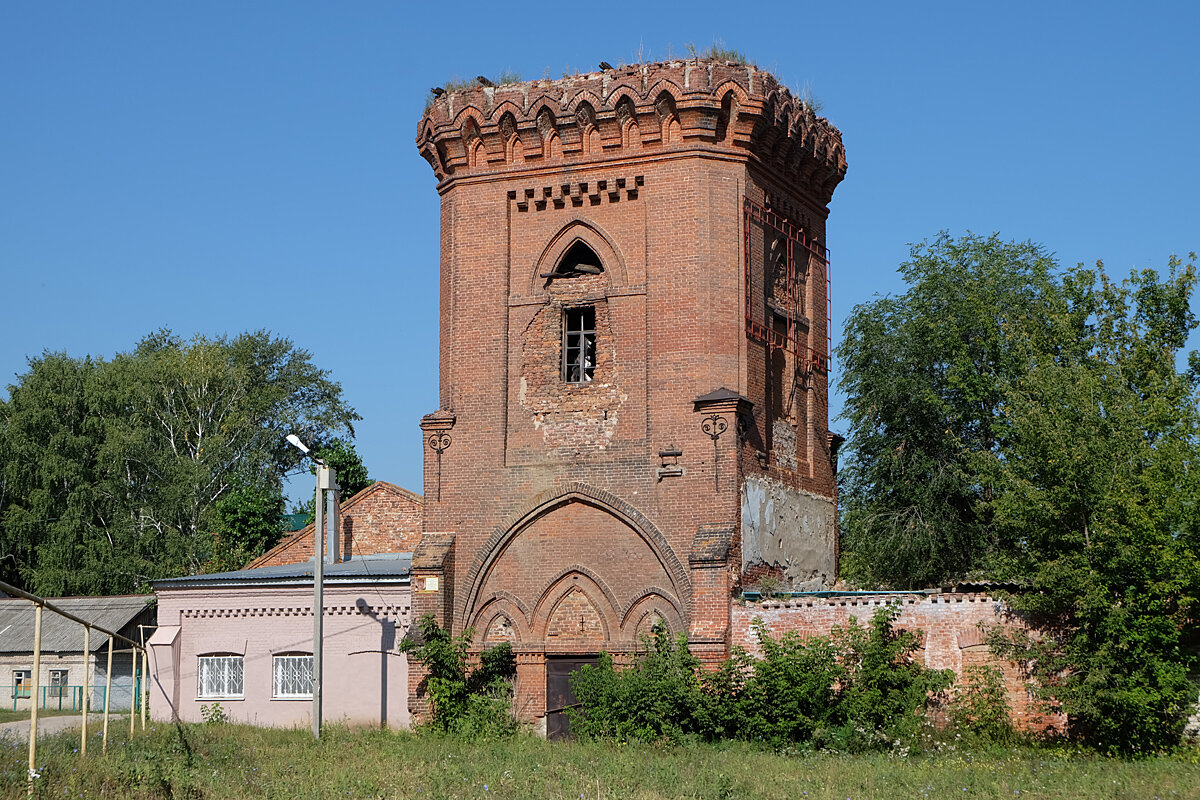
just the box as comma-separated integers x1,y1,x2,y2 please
420,411,456,502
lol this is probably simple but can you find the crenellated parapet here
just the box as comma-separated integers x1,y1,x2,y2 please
415,59,847,202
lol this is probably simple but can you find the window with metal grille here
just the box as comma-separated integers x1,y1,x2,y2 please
197,655,243,698
49,670,68,698
562,306,595,383
273,654,313,698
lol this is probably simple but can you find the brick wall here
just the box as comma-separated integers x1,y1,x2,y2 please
733,593,1065,732
251,482,423,568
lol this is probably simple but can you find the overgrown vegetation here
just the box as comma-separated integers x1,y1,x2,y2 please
5,722,1196,800
399,614,517,740
838,233,1200,753
568,608,953,752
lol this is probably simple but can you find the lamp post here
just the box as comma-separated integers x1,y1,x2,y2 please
287,434,338,740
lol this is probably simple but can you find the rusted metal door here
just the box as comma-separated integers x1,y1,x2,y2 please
545,656,597,740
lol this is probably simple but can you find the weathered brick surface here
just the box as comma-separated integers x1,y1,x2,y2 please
250,482,423,568
733,594,1065,732
413,59,846,721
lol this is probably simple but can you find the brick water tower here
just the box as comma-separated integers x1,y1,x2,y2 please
411,58,846,731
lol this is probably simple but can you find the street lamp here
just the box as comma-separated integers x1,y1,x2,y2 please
287,434,338,740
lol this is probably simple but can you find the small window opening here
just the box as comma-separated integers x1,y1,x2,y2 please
563,307,596,383
545,241,604,278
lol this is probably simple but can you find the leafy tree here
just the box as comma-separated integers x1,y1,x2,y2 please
837,233,1067,586
840,235,1200,751
989,257,1200,754
0,329,358,594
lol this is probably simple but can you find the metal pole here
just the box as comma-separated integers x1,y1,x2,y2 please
80,626,90,755
27,603,42,797
102,636,113,754
312,465,326,739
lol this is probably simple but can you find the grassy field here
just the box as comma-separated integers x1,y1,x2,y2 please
0,723,1196,800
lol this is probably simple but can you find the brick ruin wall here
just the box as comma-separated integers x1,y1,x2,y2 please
733,594,1065,732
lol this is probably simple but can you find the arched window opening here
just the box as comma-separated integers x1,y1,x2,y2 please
551,241,604,277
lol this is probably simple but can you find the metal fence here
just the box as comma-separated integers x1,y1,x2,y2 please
2,681,144,713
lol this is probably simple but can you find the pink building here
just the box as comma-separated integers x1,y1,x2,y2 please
149,554,412,729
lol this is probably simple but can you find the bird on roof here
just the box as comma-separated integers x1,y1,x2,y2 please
476,76,495,87
430,87,445,97
599,61,613,70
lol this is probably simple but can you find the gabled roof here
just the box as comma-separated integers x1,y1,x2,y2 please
0,595,154,654
153,552,412,590
248,481,423,569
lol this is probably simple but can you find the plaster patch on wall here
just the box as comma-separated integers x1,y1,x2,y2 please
741,475,836,590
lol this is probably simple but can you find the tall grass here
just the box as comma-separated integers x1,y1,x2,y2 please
2,722,1196,799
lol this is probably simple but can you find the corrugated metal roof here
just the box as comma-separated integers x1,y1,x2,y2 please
0,595,154,654
153,552,412,589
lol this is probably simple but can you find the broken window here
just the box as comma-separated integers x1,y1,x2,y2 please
563,306,595,383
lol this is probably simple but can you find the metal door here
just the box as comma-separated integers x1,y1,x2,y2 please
545,656,598,740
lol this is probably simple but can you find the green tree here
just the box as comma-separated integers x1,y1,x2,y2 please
989,257,1200,754
0,329,359,594
837,233,1067,586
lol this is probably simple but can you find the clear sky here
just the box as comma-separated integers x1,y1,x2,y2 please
3,2,1197,503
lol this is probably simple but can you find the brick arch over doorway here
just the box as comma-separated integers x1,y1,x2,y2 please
458,483,690,641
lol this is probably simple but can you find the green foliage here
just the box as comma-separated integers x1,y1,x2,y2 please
838,233,1067,587
568,627,711,743
0,329,358,594
207,479,285,573
294,438,373,525
569,608,950,752
949,664,1015,743
400,614,517,740
840,234,1200,752
200,702,229,724
988,256,1200,754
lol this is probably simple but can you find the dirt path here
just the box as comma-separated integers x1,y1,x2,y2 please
0,713,119,742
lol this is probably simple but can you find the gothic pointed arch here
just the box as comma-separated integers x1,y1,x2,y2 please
458,482,691,629
529,219,628,294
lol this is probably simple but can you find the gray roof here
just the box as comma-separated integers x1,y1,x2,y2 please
153,552,412,590
0,595,155,654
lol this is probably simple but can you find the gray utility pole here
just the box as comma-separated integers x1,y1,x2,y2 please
312,463,338,740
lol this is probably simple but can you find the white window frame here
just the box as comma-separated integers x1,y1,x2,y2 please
272,654,313,699
197,655,244,699
48,669,68,698
13,669,32,699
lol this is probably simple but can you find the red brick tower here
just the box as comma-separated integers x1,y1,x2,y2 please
411,59,846,728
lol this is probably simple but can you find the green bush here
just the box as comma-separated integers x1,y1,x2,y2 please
568,606,952,752
567,626,711,743
400,614,517,739
949,664,1015,743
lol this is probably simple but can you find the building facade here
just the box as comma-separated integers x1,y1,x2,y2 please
409,59,847,727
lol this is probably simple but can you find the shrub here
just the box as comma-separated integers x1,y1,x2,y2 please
949,664,1015,743
400,614,517,739
568,626,710,743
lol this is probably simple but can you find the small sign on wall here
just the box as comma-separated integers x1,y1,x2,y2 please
416,575,439,593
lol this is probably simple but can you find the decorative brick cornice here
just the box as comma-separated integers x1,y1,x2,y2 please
416,59,846,203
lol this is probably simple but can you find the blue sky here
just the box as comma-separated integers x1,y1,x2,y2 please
3,2,1197,502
